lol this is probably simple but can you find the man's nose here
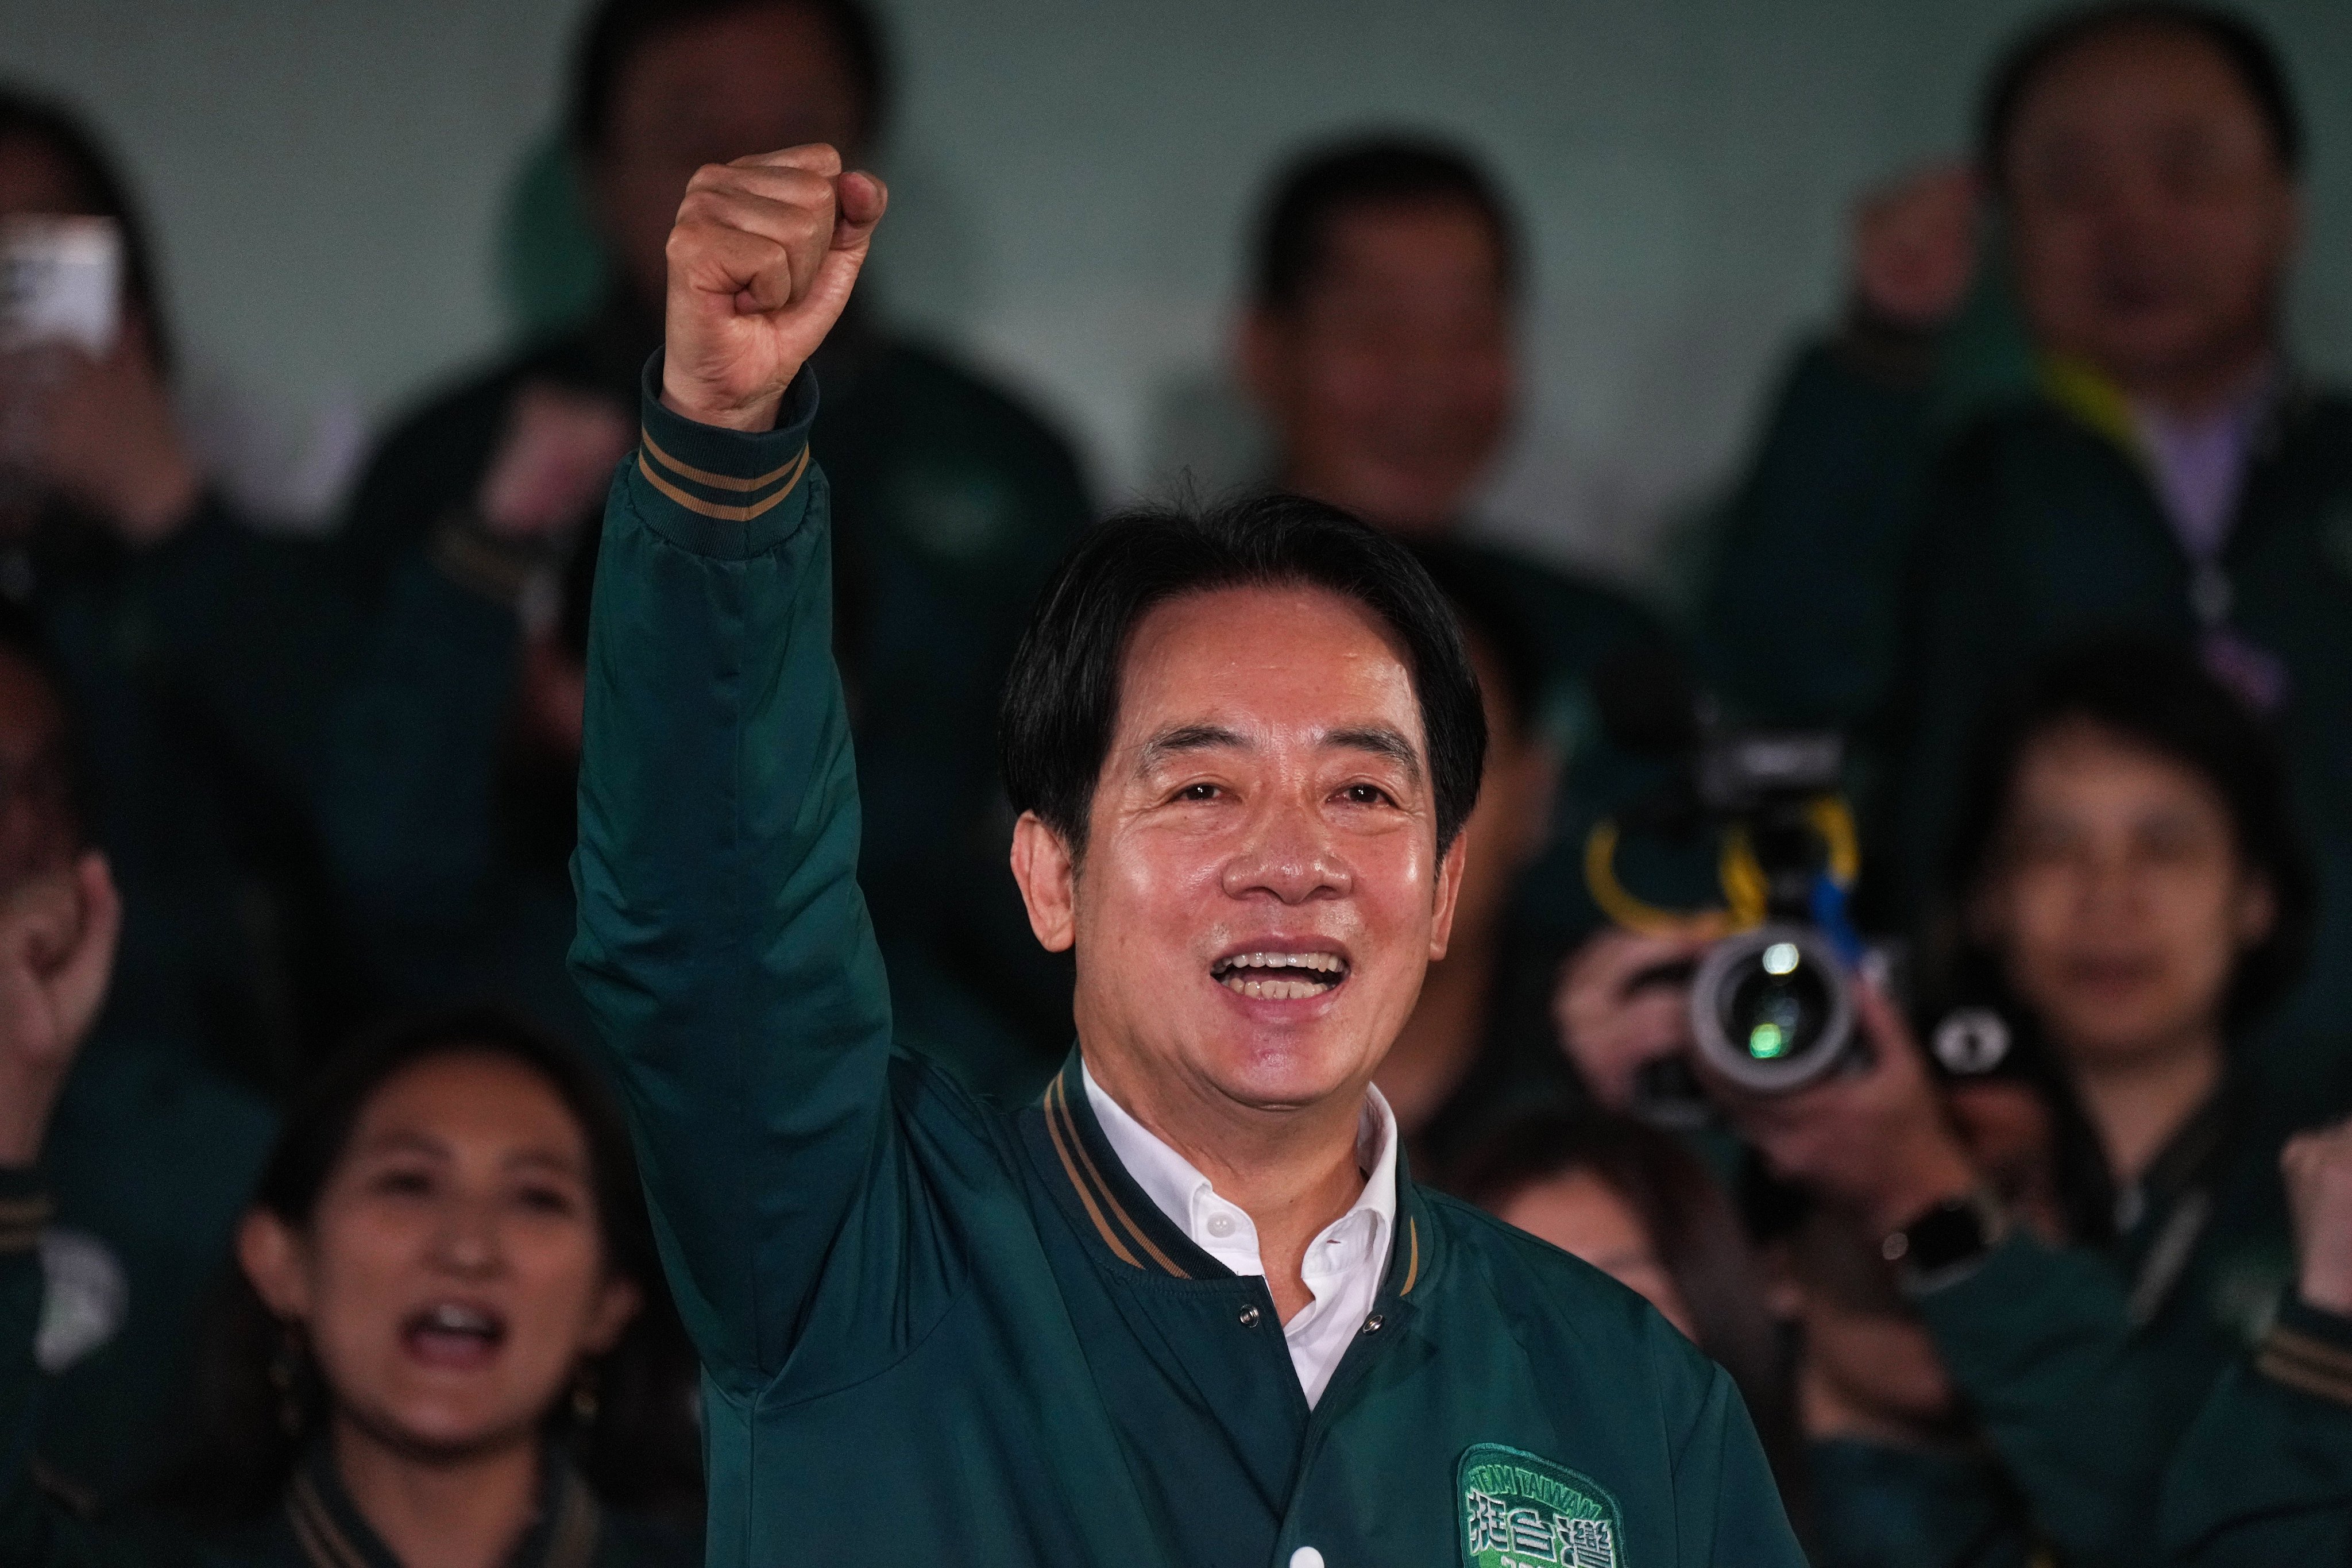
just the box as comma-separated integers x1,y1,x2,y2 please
1221,799,1350,903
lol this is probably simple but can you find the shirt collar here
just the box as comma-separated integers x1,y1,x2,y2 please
1079,1061,1399,1260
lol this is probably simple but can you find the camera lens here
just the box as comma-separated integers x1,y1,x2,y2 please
1688,925,1854,1092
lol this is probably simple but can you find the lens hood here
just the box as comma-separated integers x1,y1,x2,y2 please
1687,924,1854,1094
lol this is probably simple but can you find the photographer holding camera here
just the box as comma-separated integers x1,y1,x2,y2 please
1557,634,2352,1567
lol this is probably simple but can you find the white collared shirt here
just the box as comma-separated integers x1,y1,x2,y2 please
1081,1063,1398,1407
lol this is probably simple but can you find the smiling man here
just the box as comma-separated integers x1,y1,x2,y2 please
570,144,1802,1566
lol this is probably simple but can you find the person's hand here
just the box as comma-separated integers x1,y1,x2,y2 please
0,319,201,544
477,383,635,542
2283,1118,2352,1315
1852,163,1983,331
660,144,887,433
1720,980,1981,1236
1552,924,1721,1113
0,853,121,1166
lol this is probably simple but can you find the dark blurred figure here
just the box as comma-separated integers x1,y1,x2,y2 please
0,601,280,1503
1696,636,2349,1568
1701,3,2352,1097
1238,136,1691,948
0,88,354,1094
2162,1112,2352,1565
325,0,1092,1087
1455,1110,1808,1522
1372,547,1571,1173
1,1003,700,1566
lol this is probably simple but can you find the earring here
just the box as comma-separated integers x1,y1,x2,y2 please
569,1365,600,1427
267,1324,308,1438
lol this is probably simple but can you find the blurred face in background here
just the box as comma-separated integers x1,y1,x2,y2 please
240,1052,639,1462
1243,198,1516,535
2001,22,2299,408
1971,720,2272,1075
1494,1168,1695,1339
590,1,865,315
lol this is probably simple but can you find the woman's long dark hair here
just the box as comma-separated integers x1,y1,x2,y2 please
163,1007,701,1525
1454,1108,1809,1529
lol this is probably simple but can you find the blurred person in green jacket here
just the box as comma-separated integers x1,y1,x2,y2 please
567,144,1803,1565
0,600,280,1503
1699,4,2352,1079
1690,636,2350,1568
0,88,355,1095
0,982,702,1566
1238,137,1694,952
2161,1112,2352,1564
326,0,1091,1094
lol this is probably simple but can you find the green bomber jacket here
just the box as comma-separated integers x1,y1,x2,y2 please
566,357,1805,1568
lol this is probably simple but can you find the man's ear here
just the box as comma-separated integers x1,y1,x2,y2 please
237,1209,311,1323
1427,827,1470,962
1010,812,1078,953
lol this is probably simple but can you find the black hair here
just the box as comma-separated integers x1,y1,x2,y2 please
1940,631,2314,1036
569,0,890,157
998,492,1487,860
1251,134,1520,312
1978,3,2304,187
1455,1109,1807,1526
166,1007,700,1525
0,85,173,372
1405,541,1545,744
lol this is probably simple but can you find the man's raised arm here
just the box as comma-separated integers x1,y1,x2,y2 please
568,148,888,1392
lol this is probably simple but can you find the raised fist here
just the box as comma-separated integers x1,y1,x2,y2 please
2283,1118,2352,1315
659,145,887,433
1852,163,1982,331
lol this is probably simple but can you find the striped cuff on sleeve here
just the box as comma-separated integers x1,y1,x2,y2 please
631,351,820,558
2256,1297,2352,1408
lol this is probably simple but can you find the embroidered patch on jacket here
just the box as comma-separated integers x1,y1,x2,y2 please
1458,1443,1624,1567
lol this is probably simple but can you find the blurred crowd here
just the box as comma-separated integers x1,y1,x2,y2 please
0,1,2348,1565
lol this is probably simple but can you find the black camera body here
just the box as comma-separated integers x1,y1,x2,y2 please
1681,730,1862,1096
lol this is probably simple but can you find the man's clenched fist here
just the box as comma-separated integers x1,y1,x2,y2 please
659,145,887,433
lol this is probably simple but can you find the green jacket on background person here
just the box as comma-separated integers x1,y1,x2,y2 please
1803,1439,2036,1568
6,496,352,1504
567,360,1805,1568
2161,1295,2352,1565
1701,329,2352,1099
328,296,1091,1091
1913,1055,2349,1568
0,1171,693,1568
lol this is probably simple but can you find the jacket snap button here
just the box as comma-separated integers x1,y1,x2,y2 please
1289,1549,1324,1568
1360,1313,1385,1334
1237,1305,1261,1327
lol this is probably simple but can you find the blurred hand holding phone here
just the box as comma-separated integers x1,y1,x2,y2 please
1,216,120,356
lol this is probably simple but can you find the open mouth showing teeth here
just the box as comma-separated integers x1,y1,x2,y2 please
1210,950,1349,1000
402,1301,507,1364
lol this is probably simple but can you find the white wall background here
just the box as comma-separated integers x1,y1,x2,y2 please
0,0,2346,591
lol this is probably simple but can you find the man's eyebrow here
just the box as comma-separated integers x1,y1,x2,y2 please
1136,723,1249,773
1326,725,1423,779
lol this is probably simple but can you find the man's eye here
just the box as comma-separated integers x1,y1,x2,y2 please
1340,784,1393,806
1175,783,1221,802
